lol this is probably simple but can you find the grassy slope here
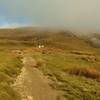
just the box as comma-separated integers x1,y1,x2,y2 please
0,29,93,50
0,50,22,100
32,49,100,100
0,28,100,100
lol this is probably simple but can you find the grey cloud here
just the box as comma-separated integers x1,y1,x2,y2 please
0,0,100,32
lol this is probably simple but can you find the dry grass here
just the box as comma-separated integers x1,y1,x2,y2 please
0,51,22,100
65,66,100,79
31,51,100,100
36,58,45,66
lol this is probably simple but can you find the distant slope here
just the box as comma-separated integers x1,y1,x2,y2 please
81,33,100,48
0,27,95,50
89,33,100,48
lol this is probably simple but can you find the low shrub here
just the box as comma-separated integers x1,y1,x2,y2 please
65,66,100,79
36,58,45,66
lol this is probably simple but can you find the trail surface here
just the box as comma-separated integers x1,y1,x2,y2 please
12,55,60,100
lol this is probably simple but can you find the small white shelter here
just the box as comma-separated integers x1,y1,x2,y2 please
38,45,44,48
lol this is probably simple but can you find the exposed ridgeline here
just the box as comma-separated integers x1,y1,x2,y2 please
0,27,95,50
79,33,100,48
89,33,100,48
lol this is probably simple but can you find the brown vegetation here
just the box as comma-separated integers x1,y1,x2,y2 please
36,58,45,66
64,66,100,79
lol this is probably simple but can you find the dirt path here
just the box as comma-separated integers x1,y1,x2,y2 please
12,55,60,100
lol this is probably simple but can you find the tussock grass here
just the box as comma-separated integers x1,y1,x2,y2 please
65,66,100,80
32,50,100,100
36,58,45,66
0,51,22,100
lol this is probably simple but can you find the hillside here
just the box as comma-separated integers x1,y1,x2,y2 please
0,28,94,50
80,33,100,48
0,27,100,100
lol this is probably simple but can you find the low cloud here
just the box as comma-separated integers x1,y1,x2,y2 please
0,0,100,32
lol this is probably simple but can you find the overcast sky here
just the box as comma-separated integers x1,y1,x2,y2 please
0,0,100,32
